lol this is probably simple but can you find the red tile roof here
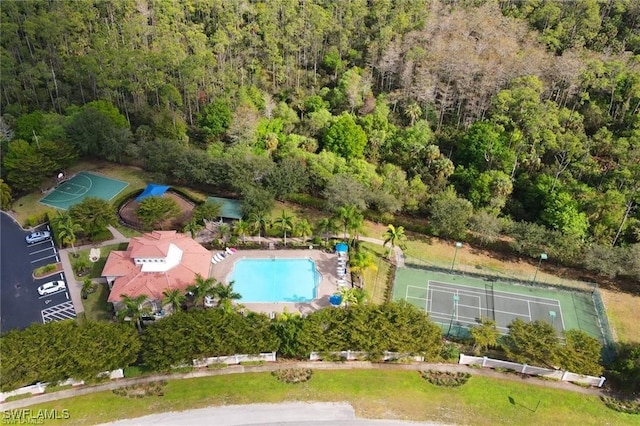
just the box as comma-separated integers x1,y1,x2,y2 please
102,231,211,303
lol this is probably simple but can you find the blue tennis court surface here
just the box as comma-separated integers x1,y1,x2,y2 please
39,172,129,210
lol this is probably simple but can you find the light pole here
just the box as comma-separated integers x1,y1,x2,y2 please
446,295,460,339
450,242,463,273
532,253,547,285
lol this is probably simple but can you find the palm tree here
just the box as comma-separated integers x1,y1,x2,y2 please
54,212,83,256
316,217,337,247
349,249,377,288
186,274,217,308
382,224,407,260
334,205,363,242
273,210,294,246
233,219,251,244
296,218,313,244
213,280,243,313
217,223,231,243
183,218,203,239
162,288,186,313
248,211,269,245
81,278,94,299
339,287,358,307
116,294,151,332
405,102,422,126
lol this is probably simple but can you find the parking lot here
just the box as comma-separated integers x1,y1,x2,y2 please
0,213,76,331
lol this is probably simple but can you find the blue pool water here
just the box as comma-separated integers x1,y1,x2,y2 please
229,258,320,302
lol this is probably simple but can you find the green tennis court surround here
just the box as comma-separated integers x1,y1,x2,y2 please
394,267,606,342
39,171,129,210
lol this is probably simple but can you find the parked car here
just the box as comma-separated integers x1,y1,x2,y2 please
37,280,66,296
25,231,51,244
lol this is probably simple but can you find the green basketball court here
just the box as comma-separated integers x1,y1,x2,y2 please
394,267,605,342
39,171,129,210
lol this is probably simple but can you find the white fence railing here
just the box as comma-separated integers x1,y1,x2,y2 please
0,369,124,402
193,352,277,368
309,351,424,362
459,354,606,387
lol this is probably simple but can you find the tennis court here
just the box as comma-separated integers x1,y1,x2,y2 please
40,172,129,210
394,267,604,341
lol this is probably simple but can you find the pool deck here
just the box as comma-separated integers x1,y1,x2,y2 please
208,249,348,316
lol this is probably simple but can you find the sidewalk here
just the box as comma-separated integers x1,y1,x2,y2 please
60,226,130,315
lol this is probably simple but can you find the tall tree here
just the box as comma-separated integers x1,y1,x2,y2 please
116,294,152,333
316,217,338,247
382,224,407,260
348,249,377,288
248,211,270,245
469,317,500,355
233,219,251,244
136,196,180,230
273,210,294,246
53,212,83,256
295,218,313,244
213,280,243,313
183,218,203,239
186,274,217,309
0,179,13,210
162,288,186,314
69,197,116,238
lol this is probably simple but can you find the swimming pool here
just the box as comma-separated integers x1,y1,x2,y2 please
229,258,320,302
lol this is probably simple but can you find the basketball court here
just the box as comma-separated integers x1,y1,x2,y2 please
39,172,129,210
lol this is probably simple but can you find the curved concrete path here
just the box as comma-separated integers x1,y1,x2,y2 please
59,226,130,315
99,402,442,426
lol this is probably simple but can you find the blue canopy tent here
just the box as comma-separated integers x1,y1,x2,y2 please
135,184,170,202
335,242,349,253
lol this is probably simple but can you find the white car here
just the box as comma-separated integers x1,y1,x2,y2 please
37,280,66,296
26,231,51,244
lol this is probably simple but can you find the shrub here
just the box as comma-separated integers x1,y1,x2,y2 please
440,343,460,362
90,229,114,243
33,263,58,276
24,211,50,227
112,381,167,398
207,363,228,370
239,360,265,366
420,370,471,387
271,368,313,384
601,396,640,414
73,257,91,276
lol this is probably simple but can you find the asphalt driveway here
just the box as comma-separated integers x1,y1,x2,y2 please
1,212,75,331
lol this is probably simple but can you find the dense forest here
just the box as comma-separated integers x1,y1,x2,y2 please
1,0,639,283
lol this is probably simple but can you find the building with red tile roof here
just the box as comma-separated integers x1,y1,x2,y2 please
102,231,211,309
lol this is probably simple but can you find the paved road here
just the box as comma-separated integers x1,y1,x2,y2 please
99,402,442,426
1,212,74,331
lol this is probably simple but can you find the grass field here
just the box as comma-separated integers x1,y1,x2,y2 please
23,370,636,425
80,283,112,322
360,242,392,304
72,243,128,280
600,289,640,343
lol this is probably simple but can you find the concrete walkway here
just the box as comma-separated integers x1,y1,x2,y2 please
59,226,130,315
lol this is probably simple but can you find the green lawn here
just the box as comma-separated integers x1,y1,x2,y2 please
25,370,635,425
71,243,128,280
360,242,392,304
81,283,113,322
